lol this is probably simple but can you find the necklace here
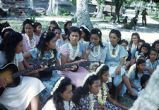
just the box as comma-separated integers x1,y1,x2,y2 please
68,43,80,61
109,43,120,58
90,45,101,59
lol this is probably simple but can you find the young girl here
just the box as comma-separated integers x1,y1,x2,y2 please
42,77,75,110
0,31,45,110
72,74,102,110
22,19,39,52
128,59,147,95
48,20,59,32
146,49,159,74
59,27,89,87
79,25,90,42
24,31,60,103
84,28,107,63
33,22,42,42
105,29,136,99
95,64,128,110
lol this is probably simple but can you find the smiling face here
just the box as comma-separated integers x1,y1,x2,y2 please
131,35,139,45
109,33,119,46
24,24,34,37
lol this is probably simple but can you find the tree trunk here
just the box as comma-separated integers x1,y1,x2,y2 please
0,0,2,8
46,0,56,15
76,0,93,30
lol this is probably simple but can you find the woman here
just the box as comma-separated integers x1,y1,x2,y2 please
22,19,39,52
96,64,128,110
72,74,102,110
127,59,147,95
84,28,107,62
0,31,45,110
24,31,61,103
59,27,89,87
42,77,75,110
105,29,136,99
33,21,42,42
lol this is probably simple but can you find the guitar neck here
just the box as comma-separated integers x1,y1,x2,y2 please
13,65,41,78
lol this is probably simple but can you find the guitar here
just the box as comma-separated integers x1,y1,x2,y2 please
0,60,98,95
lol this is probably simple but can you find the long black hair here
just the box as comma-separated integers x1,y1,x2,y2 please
21,19,34,34
0,31,23,63
36,31,56,57
47,77,72,110
138,43,151,58
72,74,99,106
80,26,90,42
135,59,145,79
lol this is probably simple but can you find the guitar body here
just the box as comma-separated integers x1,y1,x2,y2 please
0,64,20,95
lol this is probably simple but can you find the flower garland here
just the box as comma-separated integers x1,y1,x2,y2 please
109,43,120,58
90,45,101,60
68,43,80,61
63,101,75,110
97,83,108,106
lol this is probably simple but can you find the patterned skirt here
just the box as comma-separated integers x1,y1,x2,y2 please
105,101,122,110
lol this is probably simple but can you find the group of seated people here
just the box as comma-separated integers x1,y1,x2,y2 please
0,19,158,110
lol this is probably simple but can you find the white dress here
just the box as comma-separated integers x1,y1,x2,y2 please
0,51,45,110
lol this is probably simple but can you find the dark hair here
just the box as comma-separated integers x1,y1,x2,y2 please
139,43,151,58
49,20,59,32
109,29,121,44
152,40,159,51
0,22,13,38
68,26,81,40
37,31,56,56
135,59,145,79
149,48,158,60
21,19,34,33
90,28,104,47
140,74,150,89
121,39,128,45
80,26,90,42
64,21,72,35
53,27,62,33
33,22,42,32
49,77,72,110
0,31,23,63
96,65,109,78
72,75,99,105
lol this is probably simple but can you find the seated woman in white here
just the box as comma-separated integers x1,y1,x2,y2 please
0,31,45,110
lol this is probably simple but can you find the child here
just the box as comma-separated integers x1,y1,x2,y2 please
42,77,75,110
96,64,128,110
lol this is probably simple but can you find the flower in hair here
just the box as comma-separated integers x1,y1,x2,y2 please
1,26,12,33
51,77,65,95
95,64,105,75
98,31,101,35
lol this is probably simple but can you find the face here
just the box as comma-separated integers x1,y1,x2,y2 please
121,42,128,50
109,33,119,46
149,51,158,61
66,23,72,29
137,63,145,72
69,32,80,45
138,42,144,49
80,30,86,38
50,24,56,30
101,71,109,82
15,41,23,53
61,85,73,101
155,43,159,51
131,35,139,44
89,80,101,95
141,47,148,54
90,34,100,46
54,29,61,39
24,24,34,37
35,25,42,34
46,37,57,49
